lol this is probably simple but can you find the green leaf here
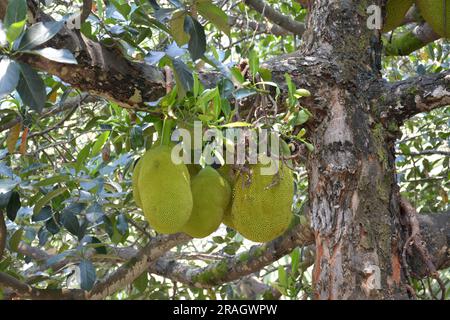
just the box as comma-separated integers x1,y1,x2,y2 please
79,259,96,291
221,121,253,128
6,19,26,44
61,210,80,237
75,144,92,172
33,175,70,187
4,0,27,29
170,10,189,46
184,15,206,61
18,20,65,51
91,131,110,156
0,57,20,99
28,48,78,64
278,266,288,288
9,228,23,252
248,50,259,79
234,88,257,100
33,187,68,216
6,191,20,221
291,248,300,276
230,67,245,83
16,63,46,113
32,206,52,222
196,0,230,35
172,58,193,98
133,272,148,293
295,88,311,98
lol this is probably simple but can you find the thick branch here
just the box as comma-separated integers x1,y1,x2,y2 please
229,16,289,36
373,70,450,123
0,271,86,300
384,23,441,56
244,0,305,36
87,233,190,300
149,223,315,288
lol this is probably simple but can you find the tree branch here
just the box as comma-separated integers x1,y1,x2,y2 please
87,233,190,300
0,271,86,300
243,0,306,36
373,70,450,123
229,15,289,36
148,223,315,288
384,23,441,56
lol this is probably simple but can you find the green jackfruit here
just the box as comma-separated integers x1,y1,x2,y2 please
132,159,142,208
230,156,294,242
182,167,231,238
382,0,414,33
138,145,193,234
417,0,450,38
217,165,236,229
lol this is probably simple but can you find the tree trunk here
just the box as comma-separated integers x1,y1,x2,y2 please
299,0,408,299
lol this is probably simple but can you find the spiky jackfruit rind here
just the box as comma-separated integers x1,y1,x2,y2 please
382,0,414,33
138,145,193,234
230,157,294,243
217,165,236,229
182,167,231,238
132,159,142,208
416,0,450,38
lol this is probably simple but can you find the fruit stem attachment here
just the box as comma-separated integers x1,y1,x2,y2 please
160,117,175,146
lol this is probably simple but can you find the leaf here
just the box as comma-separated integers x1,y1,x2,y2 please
116,214,128,236
6,191,20,221
169,10,189,46
172,58,193,97
32,206,52,222
28,48,78,64
38,226,50,246
248,50,260,79
18,20,65,51
0,179,19,194
4,0,27,29
278,266,288,288
183,15,206,61
0,57,20,99
295,88,311,98
233,88,257,100
17,63,46,113
221,121,253,128
33,174,70,187
230,67,245,83
196,0,230,35
291,248,300,275
9,228,23,252
6,122,22,154
79,260,96,291
33,187,68,216
6,19,26,44
61,210,80,237
75,144,91,172
91,131,110,156
133,272,148,293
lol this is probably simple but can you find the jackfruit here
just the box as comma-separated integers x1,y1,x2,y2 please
230,156,294,242
132,159,142,208
416,0,450,38
382,0,414,33
217,165,236,229
182,167,231,238
138,145,193,234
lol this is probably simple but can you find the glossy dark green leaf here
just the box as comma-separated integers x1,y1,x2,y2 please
16,63,46,113
116,213,128,236
9,228,23,252
6,191,20,221
183,15,206,61
28,48,78,65
38,226,50,246
32,205,52,222
172,58,193,97
18,20,65,51
61,210,80,237
0,57,20,99
133,272,148,293
79,259,96,291
4,0,27,29
45,217,60,235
